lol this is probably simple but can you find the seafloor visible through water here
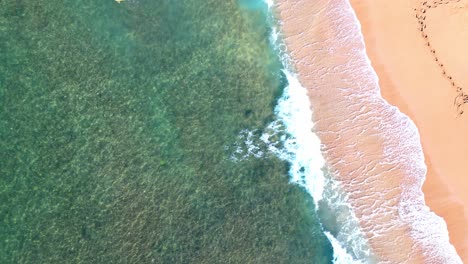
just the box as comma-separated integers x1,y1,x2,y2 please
0,0,334,263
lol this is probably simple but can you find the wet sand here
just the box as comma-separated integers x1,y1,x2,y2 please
276,0,465,262
349,0,468,261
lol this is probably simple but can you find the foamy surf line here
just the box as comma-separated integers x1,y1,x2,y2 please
231,0,375,262
272,68,372,264
274,0,463,263
264,1,374,263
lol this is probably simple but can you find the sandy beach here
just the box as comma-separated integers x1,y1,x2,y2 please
349,0,468,261
277,0,466,262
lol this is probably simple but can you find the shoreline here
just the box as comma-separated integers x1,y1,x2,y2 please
349,0,468,261
276,0,463,262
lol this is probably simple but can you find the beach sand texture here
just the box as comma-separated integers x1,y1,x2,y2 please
350,0,468,261
276,0,465,262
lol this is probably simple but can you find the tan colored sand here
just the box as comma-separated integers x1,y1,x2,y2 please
349,0,468,261
276,0,466,262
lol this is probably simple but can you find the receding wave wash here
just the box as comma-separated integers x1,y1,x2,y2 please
0,0,334,263
276,0,462,263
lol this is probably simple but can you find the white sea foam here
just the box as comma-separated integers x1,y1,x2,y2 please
265,0,463,262
269,0,463,262
272,67,375,263
227,58,374,263
227,45,371,264
273,69,326,204
325,231,366,264
261,1,376,262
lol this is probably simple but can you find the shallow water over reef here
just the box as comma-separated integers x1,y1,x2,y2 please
0,0,333,263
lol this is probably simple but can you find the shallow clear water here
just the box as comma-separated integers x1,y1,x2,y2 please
0,0,333,263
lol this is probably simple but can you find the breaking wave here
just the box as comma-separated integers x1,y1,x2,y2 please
229,0,376,262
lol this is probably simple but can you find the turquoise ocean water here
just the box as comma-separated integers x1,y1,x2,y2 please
0,0,334,263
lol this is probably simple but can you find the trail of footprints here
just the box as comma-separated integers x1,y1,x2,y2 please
414,0,468,116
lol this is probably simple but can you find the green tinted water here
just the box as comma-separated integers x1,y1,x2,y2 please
0,0,333,262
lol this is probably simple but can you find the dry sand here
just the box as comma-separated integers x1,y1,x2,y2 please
349,0,468,261
276,0,467,262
